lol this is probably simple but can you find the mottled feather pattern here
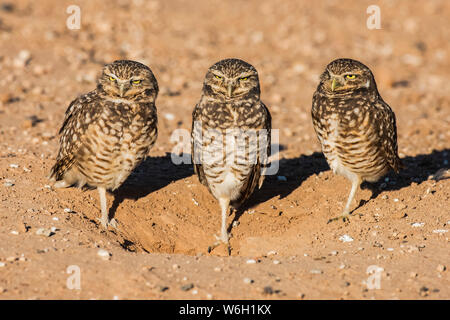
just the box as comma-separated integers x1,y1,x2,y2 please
311,58,401,220
192,96,271,208
49,60,159,228
50,90,157,190
312,59,401,183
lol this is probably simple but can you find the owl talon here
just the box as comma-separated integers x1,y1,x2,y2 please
327,213,350,224
208,234,231,255
97,217,117,229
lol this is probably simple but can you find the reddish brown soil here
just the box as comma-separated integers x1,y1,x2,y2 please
0,0,448,299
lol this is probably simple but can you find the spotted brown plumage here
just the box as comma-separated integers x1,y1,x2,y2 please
191,58,271,246
311,58,402,222
49,60,158,228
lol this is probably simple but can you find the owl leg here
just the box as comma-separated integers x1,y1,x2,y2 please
216,197,230,243
328,177,361,223
97,187,117,229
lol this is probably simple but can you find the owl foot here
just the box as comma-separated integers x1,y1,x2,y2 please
97,217,117,229
207,233,231,255
327,212,350,224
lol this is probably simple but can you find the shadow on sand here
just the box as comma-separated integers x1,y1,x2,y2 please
231,148,449,226
108,148,449,226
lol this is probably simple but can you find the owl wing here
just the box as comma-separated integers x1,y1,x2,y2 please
191,103,209,187
232,101,272,207
49,91,103,181
258,101,272,188
376,99,402,173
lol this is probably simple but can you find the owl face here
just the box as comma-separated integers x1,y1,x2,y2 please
97,60,159,102
204,58,260,100
319,58,376,95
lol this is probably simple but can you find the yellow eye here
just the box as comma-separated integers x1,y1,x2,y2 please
214,75,223,80
345,74,356,79
240,77,248,81
109,76,116,82
132,80,142,84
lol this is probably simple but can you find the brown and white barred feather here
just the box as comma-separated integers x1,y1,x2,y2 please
311,83,401,184
191,98,271,209
49,90,157,191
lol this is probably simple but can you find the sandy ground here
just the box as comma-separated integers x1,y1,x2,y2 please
0,0,449,299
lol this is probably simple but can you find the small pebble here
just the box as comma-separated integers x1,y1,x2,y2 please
3,179,14,187
246,259,257,264
267,250,277,256
213,267,221,272
411,222,424,228
432,229,448,234
163,113,175,121
339,234,354,242
263,286,274,295
419,286,429,297
63,208,73,213
0,262,5,267
273,260,281,265
243,277,254,284
181,283,194,291
36,228,54,237
97,249,111,260
9,164,19,168
172,264,180,270
310,269,323,274
437,265,446,272
10,230,19,235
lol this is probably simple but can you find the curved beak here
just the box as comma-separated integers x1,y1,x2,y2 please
226,82,234,98
331,78,339,92
119,83,125,97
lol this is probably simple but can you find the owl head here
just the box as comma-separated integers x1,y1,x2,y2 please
203,58,260,100
318,58,377,95
97,60,159,102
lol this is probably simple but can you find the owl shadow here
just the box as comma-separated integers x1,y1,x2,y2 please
230,151,329,226
231,148,449,226
108,153,194,220
359,148,450,203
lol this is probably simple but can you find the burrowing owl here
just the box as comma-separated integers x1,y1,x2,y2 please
191,58,271,246
49,60,158,228
311,58,401,222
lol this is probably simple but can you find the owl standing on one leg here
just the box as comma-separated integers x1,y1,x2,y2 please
191,58,271,247
49,60,159,228
311,58,402,222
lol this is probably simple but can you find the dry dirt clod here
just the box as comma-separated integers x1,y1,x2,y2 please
437,264,446,272
35,228,54,237
180,283,194,291
97,249,111,261
263,286,274,295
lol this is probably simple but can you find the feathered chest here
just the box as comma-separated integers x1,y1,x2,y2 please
197,100,265,130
